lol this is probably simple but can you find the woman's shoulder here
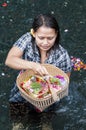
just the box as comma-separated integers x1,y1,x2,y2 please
14,32,32,45
57,44,67,53
13,32,33,51
20,32,32,41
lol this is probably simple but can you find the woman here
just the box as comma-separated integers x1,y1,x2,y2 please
5,14,71,111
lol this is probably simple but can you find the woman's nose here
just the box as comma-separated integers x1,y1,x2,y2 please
43,39,48,45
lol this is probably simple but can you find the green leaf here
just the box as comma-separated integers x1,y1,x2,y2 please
31,82,41,89
50,77,60,84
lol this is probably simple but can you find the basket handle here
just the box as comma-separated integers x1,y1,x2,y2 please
44,77,60,102
48,84,60,102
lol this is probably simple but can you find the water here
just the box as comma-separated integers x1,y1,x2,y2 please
0,0,86,130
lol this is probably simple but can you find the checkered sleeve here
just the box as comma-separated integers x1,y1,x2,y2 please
60,51,72,73
13,32,31,51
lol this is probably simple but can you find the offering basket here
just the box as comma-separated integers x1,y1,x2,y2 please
16,64,69,111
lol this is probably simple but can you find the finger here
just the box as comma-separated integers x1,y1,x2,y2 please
34,67,43,76
41,66,49,76
34,64,49,76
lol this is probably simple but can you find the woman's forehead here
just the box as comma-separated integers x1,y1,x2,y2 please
36,26,56,35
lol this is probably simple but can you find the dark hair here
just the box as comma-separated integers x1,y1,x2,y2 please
32,14,60,49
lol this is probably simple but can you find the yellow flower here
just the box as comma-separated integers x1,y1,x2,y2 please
30,28,34,37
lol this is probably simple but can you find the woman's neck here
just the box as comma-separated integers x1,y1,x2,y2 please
40,50,48,64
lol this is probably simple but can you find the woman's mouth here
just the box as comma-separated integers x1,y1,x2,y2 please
42,46,50,49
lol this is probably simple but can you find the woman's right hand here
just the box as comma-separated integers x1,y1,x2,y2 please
31,62,49,76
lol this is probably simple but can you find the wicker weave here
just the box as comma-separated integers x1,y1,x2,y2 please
16,64,69,111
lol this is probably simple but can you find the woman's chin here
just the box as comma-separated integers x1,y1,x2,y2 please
41,47,50,51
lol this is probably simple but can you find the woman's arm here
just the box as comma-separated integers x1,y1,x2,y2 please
5,46,32,70
5,33,33,70
5,46,49,75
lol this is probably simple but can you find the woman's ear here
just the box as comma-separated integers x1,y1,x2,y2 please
30,28,35,37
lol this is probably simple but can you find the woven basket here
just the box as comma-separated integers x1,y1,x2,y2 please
16,64,69,111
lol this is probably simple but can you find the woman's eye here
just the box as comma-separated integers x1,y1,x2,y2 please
38,37,44,40
47,37,53,40
40,38,44,40
38,36,54,40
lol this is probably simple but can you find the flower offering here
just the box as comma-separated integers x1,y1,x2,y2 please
20,75,67,99
71,56,86,71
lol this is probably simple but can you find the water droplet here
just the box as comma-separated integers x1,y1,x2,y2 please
2,16,5,19
51,11,54,14
1,72,5,76
64,29,69,32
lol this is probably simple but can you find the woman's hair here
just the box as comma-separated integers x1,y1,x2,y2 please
32,14,60,49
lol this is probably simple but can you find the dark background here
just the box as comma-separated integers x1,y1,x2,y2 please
0,0,86,130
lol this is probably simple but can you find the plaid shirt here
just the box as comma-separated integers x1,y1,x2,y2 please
9,32,71,102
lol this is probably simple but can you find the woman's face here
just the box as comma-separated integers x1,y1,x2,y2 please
34,26,57,51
